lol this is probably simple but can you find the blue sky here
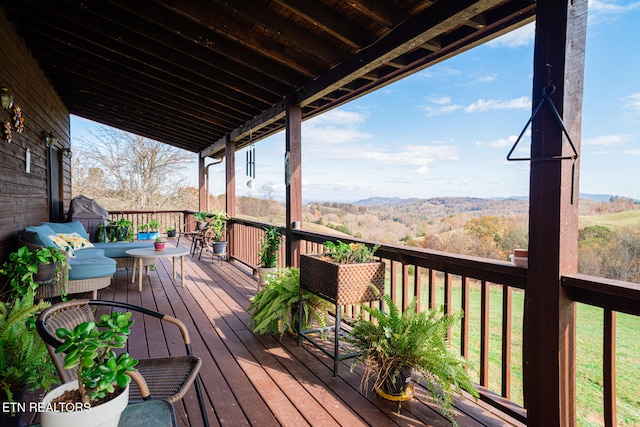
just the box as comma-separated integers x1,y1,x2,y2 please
72,0,640,203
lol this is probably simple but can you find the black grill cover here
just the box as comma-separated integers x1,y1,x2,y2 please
67,195,109,242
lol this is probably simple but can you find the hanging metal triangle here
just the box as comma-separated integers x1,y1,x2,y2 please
506,83,579,163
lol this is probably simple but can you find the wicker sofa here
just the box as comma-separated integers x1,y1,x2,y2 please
20,220,153,299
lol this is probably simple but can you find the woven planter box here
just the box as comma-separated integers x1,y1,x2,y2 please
300,254,385,305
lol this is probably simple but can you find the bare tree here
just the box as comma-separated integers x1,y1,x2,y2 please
72,126,196,210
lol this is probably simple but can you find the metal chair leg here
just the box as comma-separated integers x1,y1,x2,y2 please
194,374,210,427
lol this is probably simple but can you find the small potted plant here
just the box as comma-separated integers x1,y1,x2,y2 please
104,218,133,242
40,311,139,427
147,218,161,240
166,226,176,238
193,211,210,230
154,237,165,251
348,294,479,423
0,245,67,299
209,210,230,254
248,267,332,340
136,222,150,240
0,288,58,427
256,226,281,287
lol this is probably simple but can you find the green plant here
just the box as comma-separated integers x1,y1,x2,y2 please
323,240,380,264
137,223,149,232
155,237,163,243
103,218,133,242
0,246,67,299
0,287,58,402
55,311,138,404
166,226,175,231
148,218,160,231
348,294,479,424
193,211,209,221
258,226,281,268
248,268,332,340
210,210,230,241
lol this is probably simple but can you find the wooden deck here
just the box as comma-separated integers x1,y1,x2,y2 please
88,239,524,427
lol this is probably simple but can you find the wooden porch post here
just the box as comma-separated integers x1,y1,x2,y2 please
225,134,236,257
524,0,587,426
285,99,302,268
198,154,206,212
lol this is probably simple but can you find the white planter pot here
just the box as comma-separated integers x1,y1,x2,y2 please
40,381,129,427
256,266,277,287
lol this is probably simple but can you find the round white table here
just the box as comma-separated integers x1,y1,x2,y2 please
125,247,190,291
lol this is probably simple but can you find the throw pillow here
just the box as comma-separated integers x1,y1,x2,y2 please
48,234,76,257
57,232,95,250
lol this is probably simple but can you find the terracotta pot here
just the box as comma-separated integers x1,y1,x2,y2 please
513,249,528,258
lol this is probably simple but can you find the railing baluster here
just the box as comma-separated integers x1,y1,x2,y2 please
604,308,617,427
444,273,452,341
428,268,436,309
502,285,512,399
415,266,422,313
402,264,410,310
480,280,489,387
461,276,469,360
390,260,397,306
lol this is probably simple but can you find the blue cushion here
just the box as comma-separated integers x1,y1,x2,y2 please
43,221,89,240
74,248,106,258
68,255,116,280
23,225,57,247
92,241,154,258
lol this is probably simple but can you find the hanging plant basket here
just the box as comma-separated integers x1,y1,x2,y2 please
299,254,385,305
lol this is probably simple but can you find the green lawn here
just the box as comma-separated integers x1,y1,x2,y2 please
386,272,640,425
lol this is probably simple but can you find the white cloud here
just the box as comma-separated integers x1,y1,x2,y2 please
303,110,372,147
488,22,535,48
464,97,530,113
473,73,498,83
622,92,640,116
422,96,530,116
589,0,640,22
583,134,633,146
476,134,519,148
625,149,640,155
360,144,459,174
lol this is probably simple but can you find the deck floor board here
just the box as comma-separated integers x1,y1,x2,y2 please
85,239,525,427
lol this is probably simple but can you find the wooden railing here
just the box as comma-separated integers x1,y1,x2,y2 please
107,210,195,238
122,214,640,425
228,218,640,426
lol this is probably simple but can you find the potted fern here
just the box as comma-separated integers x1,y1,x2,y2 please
248,267,331,340
348,294,479,424
39,311,139,427
0,288,58,427
256,226,281,287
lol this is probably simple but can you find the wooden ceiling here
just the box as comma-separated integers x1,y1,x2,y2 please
2,0,535,158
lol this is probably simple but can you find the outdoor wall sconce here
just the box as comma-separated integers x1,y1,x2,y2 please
44,132,56,147
63,147,72,159
0,86,13,109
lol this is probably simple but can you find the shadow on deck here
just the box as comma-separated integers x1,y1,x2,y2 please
86,238,523,427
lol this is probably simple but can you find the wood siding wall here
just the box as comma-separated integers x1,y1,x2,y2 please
0,9,71,260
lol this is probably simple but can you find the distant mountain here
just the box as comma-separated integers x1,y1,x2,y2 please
354,193,629,206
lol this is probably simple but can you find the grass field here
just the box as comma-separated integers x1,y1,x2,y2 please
387,273,640,426
579,210,640,229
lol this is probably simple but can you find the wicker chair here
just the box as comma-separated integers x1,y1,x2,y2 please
36,299,209,427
